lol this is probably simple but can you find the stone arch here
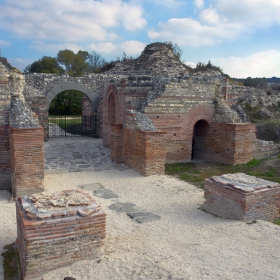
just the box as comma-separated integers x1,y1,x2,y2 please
180,104,215,160
103,84,123,125
46,82,97,111
181,104,215,135
108,92,116,123
102,84,124,147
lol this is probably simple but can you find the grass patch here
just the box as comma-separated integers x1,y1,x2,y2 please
1,244,21,280
165,157,280,188
49,116,82,135
273,219,280,226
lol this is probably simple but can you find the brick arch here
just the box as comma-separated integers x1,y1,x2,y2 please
46,82,97,110
181,104,215,135
103,84,123,125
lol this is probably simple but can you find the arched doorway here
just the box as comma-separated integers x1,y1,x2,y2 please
192,119,210,160
48,90,97,138
108,93,116,124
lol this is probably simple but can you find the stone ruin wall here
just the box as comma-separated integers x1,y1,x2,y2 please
15,190,106,279
0,59,44,195
202,173,280,223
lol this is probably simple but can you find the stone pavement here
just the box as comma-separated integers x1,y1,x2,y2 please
44,137,130,174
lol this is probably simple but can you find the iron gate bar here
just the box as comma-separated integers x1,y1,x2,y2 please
48,115,98,138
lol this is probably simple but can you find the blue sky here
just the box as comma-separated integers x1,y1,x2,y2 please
0,0,280,78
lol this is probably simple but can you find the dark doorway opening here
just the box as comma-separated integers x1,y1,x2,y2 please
192,119,210,160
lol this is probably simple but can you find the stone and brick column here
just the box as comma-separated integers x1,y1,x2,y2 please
9,126,44,197
0,61,12,190
110,123,123,163
123,128,166,176
15,190,106,280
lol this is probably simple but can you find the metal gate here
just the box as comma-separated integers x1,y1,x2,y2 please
48,115,98,138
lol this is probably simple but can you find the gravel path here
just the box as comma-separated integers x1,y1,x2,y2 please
1,168,280,280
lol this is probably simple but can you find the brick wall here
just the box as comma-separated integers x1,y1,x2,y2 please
9,126,44,197
15,190,106,280
0,64,11,190
0,125,11,190
110,123,123,163
202,173,280,223
122,128,166,176
194,122,257,165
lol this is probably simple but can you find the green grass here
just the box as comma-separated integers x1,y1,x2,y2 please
49,116,82,135
165,157,280,188
273,219,280,226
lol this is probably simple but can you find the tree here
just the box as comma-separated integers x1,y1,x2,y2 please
57,49,91,76
49,90,84,115
24,56,64,74
244,77,268,88
57,50,75,75
87,51,107,73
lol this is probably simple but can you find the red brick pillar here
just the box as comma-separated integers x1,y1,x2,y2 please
0,124,11,190
122,128,166,176
110,123,123,163
9,127,44,197
141,131,166,176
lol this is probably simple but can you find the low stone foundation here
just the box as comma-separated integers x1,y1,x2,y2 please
15,190,106,280
201,173,280,223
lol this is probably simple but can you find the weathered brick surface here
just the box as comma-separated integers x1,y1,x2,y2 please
110,123,123,163
202,173,280,222
122,128,166,176
9,126,44,197
194,122,257,165
0,124,11,189
15,190,106,280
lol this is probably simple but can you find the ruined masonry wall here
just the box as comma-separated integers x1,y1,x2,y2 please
0,62,11,189
194,123,257,165
10,127,44,197
202,173,280,222
15,190,106,280
122,127,166,176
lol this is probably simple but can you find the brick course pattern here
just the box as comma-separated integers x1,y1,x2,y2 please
122,127,166,176
9,126,44,197
194,123,258,165
15,190,106,280
201,173,280,223
0,124,11,189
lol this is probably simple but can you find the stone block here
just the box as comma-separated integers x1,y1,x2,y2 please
201,173,280,223
15,190,106,280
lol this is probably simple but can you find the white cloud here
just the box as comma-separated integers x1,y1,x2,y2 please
215,0,280,28
7,58,34,71
185,61,196,68
199,8,220,25
212,50,280,78
148,0,280,47
89,42,118,53
148,18,242,46
0,39,10,47
119,41,146,55
90,40,146,55
194,0,204,9
0,0,147,42
32,40,146,57
31,41,84,53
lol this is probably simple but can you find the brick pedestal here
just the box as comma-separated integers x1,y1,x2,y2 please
15,190,106,280
123,128,166,176
9,126,44,197
201,173,280,223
